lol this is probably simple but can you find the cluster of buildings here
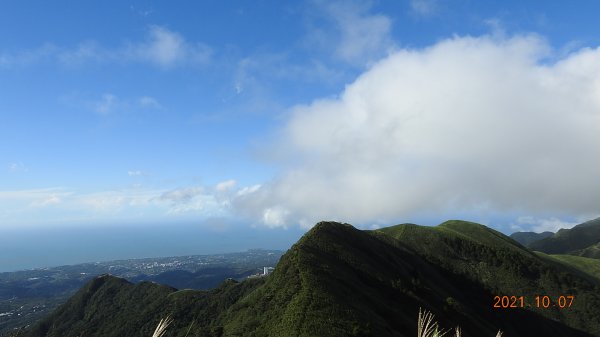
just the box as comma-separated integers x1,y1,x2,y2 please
247,267,275,279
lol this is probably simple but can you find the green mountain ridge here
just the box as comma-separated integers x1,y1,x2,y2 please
509,231,554,246
528,218,600,257
19,221,600,337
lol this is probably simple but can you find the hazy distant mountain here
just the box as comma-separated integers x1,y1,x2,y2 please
528,218,600,258
21,221,600,337
509,231,554,246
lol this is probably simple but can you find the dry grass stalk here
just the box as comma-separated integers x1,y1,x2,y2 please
418,308,503,337
418,308,448,337
151,316,173,337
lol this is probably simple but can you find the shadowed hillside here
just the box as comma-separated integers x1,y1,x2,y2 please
509,231,553,246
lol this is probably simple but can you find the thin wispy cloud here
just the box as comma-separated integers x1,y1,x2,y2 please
127,170,148,177
130,5,154,17
0,26,212,69
138,96,162,109
0,43,59,69
0,188,72,214
307,0,395,66
216,180,237,192
0,188,68,201
410,0,438,17
94,93,117,115
74,93,162,115
124,26,212,68
7,162,27,173
159,187,204,204
30,194,63,208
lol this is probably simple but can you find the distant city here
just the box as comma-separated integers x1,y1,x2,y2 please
0,249,283,335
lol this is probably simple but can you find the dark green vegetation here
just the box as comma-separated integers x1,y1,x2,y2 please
23,275,265,337
528,218,600,258
18,221,600,337
509,231,553,246
0,250,281,336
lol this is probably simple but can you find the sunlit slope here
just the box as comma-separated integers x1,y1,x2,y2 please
536,252,600,281
379,220,600,335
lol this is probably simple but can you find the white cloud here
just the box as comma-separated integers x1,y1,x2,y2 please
128,170,144,177
233,34,600,228
309,1,395,66
516,216,578,233
410,0,438,17
236,185,261,197
0,182,246,228
216,180,237,192
144,26,184,66
262,206,290,228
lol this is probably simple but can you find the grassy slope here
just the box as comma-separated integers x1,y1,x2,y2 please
380,220,600,336
577,242,600,259
536,253,600,281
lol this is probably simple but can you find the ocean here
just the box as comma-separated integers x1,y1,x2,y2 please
0,222,304,272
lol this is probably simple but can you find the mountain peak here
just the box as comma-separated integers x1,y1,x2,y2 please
310,221,355,232
295,221,359,246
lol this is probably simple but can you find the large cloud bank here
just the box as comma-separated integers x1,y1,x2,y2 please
234,34,600,228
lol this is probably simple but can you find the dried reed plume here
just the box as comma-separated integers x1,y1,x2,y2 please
418,308,503,337
151,316,173,337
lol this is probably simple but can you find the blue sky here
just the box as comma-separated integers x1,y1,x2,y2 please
2,0,600,267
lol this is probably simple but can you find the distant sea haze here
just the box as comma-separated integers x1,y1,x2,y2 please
0,223,304,272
